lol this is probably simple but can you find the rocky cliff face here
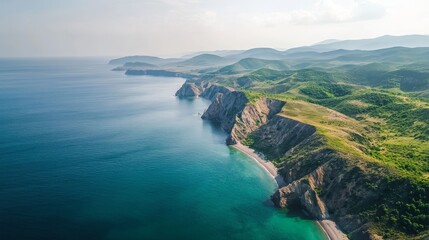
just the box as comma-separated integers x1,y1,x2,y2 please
229,98,285,145
175,82,202,97
200,90,285,144
247,115,400,239
175,81,234,100
177,80,285,142
247,113,387,238
271,175,330,220
175,81,416,240
178,81,335,222
201,90,248,133
271,139,389,240
199,84,234,101
248,115,316,159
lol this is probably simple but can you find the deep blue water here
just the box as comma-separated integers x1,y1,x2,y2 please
0,58,327,240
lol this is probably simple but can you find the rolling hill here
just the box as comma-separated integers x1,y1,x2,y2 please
286,34,429,53
109,55,182,66
227,48,286,60
174,54,231,67
218,58,290,74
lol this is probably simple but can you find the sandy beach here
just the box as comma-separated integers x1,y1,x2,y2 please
232,142,286,187
319,220,349,240
232,142,348,240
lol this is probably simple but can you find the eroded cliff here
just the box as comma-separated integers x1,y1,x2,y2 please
175,80,428,240
177,80,284,142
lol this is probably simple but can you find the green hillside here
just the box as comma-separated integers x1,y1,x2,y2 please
112,42,429,239
218,58,291,74
176,54,226,66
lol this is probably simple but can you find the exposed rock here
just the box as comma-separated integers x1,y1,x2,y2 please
199,84,234,101
272,177,329,220
229,98,285,144
175,82,202,97
249,115,316,159
175,81,234,100
175,82,420,240
196,84,285,144
201,91,248,133
270,138,387,239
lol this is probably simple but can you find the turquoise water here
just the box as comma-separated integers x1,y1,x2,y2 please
0,58,327,240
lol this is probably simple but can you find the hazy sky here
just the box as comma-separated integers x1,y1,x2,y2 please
1,0,428,57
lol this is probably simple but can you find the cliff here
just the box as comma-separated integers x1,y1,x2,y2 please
174,81,233,99
201,90,248,133
175,80,428,240
175,82,202,97
228,99,285,145
248,115,316,159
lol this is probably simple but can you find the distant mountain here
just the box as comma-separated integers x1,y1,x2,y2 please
322,35,429,50
184,48,290,60
284,49,365,60
109,35,429,74
182,50,244,58
111,61,156,71
286,35,429,53
208,46,429,72
109,55,182,65
218,58,290,74
332,47,429,65
287,46,429,61
227,48,286,60
175,54,230,67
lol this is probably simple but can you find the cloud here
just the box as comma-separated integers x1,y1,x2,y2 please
290,0,386,24
1,0,427,57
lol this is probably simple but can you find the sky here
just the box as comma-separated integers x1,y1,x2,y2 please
0,0,428,57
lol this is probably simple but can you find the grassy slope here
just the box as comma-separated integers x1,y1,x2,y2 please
242,90,429,239
216,64,429,238
152,47,429,238
239,68,429,179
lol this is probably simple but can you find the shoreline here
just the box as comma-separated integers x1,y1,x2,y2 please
318,220,349,240
232,142,348,240
232,142,286,187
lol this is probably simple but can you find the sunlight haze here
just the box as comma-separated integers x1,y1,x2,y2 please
1,0,428,57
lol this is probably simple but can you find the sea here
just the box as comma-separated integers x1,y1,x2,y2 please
0,58,327,240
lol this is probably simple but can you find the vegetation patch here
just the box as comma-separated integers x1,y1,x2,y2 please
300,83,352,99
181,47,429,238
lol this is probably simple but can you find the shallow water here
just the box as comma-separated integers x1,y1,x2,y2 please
0,58,327,240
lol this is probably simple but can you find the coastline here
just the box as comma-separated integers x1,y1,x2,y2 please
318,220,349,240
232,142,286,187
232,142,348,240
